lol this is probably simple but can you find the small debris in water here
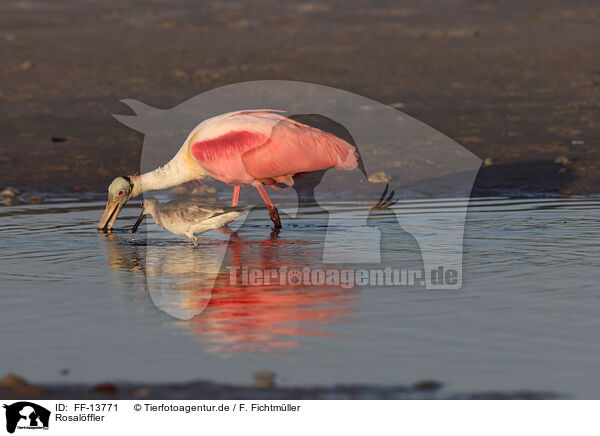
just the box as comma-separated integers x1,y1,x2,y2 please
60,368,70,376
193,69,223,83
554,155,571,166
557,188,572,196
1,187,20,197
134,388,151,398
368,171,392,184
27,195,44,204
483,157,494,166
558,167,567,174
253,371,276,389
171,185,190,196
51,136,67,143
20,60,33,70
191,185,216,196
91,382,118,394
389,102,406,109
159,21,176,29
0,373,47,396
171,69,190,82
3,197,21,206
413,380,443,391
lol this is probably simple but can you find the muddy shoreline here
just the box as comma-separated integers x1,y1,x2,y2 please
0,374,560,400
1,0,598,196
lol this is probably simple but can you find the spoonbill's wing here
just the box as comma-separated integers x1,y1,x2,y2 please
240,118,359,185
188,111,358,186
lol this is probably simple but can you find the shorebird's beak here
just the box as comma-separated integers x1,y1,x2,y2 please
130,211,145,233
98,194,126,231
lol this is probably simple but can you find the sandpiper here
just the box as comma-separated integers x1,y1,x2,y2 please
131,198,246,246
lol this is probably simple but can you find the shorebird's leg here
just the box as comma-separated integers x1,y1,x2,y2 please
231,186,241,207
255,184,282,228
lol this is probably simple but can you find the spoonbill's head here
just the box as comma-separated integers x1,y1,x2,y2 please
97,176,134,230
130,198,159,233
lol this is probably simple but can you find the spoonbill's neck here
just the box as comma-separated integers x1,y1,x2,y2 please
130,151,204,197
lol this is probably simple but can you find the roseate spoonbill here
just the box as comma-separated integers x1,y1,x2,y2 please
98,110,360,230
130,198,245,246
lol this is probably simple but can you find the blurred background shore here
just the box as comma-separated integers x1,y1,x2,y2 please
1,0,598,195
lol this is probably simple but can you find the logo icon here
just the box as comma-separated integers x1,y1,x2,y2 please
3,402,50,434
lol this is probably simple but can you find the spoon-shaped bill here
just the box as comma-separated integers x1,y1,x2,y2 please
98,193,126,231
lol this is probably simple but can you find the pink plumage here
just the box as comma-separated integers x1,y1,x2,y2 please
191,130,270,185
189,110,359,187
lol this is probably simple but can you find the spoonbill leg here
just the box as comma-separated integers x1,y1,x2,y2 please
231,186,241,207
255,184,281,228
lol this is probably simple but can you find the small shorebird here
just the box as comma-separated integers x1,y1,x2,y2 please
130,198,246,246
99,109,360,230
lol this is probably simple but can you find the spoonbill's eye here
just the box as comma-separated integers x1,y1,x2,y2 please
117,190,125,197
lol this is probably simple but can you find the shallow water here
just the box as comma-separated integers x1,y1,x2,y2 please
0,197,599,398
